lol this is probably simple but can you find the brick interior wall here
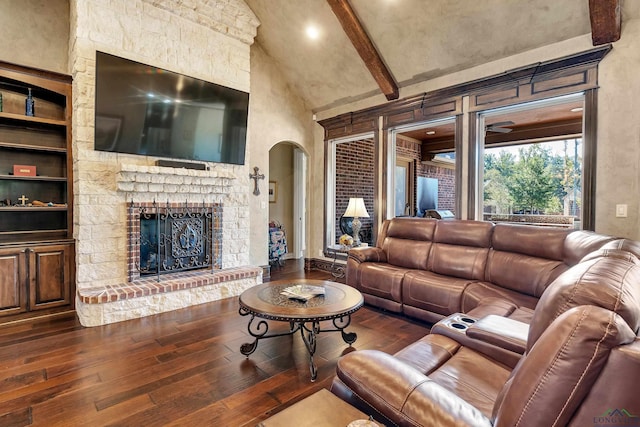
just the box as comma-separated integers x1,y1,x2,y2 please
335,138,375,244
397,136,455,214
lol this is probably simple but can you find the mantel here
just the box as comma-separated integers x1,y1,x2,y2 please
116,163,237,195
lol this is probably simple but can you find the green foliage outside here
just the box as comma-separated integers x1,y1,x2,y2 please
484,141,581,215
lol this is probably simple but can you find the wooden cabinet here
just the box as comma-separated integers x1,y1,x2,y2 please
0,246,27,316
0,242,74,318
0,61,75,322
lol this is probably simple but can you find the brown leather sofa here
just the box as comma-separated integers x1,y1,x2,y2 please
332,246,640,426
346,218,614,324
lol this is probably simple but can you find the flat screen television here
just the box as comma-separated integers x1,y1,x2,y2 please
94,52,248,165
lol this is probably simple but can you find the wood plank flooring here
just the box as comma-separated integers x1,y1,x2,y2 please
0,260,431,426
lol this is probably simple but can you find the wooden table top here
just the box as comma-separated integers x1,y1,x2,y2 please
239,279,364,322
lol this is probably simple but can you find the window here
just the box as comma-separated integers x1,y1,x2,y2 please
476,94,585,229
388,117,457,219
326,133,376,248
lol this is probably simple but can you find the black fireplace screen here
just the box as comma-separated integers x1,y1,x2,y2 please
135,201,222,278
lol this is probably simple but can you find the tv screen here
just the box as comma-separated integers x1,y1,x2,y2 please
94,52,248,165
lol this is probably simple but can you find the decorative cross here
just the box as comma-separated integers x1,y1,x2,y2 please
249,166,265,196
18,195,29,205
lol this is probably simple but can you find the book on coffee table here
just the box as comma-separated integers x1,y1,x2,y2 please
281,285,325,301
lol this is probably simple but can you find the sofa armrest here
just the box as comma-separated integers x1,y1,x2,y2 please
466,315,528,354
348,246,387,264
335,349,492,427
431,314,524,368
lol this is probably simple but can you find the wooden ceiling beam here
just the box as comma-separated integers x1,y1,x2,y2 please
588,0,621,45
327,0,399,100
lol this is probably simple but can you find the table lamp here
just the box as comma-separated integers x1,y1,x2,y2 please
344,197,369,246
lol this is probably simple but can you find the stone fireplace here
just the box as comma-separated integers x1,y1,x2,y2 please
70,0,261,326
75,164,262,327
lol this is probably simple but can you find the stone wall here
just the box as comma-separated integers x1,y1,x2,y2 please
69,0,260,324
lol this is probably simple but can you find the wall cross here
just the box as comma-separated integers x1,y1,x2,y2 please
249,166,265,196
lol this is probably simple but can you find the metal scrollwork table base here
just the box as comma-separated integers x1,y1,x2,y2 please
238,280,364,381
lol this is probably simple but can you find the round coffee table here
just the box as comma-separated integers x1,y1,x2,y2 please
238,279,364,381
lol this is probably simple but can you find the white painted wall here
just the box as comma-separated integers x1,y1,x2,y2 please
247,44,313,266
0,0,69,73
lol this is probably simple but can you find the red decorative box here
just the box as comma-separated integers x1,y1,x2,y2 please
13,165,36,176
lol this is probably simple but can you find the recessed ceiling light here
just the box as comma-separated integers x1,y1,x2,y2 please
426,130,436,135
306,25,320,40
570,107,583,112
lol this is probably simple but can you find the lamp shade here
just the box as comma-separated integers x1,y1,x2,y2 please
344,197,370,218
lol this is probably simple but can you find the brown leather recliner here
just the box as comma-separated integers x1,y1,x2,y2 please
331,251,640,426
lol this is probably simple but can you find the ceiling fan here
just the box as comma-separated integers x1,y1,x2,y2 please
486,121,515,133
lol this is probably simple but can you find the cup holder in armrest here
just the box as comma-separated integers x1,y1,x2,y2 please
434,313,479,334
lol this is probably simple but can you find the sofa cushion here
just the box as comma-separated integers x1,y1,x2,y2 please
393,334,511,418
358,262,407,306
403,271,473,316
493,306,636,427
428,244,489,280
428,220,492,279
563,230,617,265
334,349,493,427
383,237,433,270
433,219,493,247
528,254,640,346
394,333,461,375
381,218,436,270
461,281,539,313
484,250,567,298
481,224,572,298
491,223,568,260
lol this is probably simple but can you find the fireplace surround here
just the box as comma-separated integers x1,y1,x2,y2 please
74,163,261,327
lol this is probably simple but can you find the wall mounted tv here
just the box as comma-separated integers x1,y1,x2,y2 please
94,52,249,165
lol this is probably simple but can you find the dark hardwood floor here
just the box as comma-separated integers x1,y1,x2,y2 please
0,260,430,426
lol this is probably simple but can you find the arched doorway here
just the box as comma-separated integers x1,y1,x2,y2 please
268,141,308,262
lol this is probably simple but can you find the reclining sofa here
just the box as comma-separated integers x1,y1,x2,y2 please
333,233,640,426
346,218,614,324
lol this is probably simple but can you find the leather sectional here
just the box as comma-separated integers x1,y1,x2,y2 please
333,218,640,426
346,218,614,324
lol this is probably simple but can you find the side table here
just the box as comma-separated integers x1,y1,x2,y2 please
326,244,350,278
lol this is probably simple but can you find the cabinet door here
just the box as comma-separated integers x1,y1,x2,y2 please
0,247,27,316
28,244,72,310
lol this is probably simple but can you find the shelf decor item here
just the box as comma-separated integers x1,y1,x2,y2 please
25,88,35,116
13,165,36,176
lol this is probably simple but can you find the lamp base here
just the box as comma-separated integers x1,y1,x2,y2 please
351,217,362,247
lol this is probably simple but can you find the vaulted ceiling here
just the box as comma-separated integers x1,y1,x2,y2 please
244,0,621,114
